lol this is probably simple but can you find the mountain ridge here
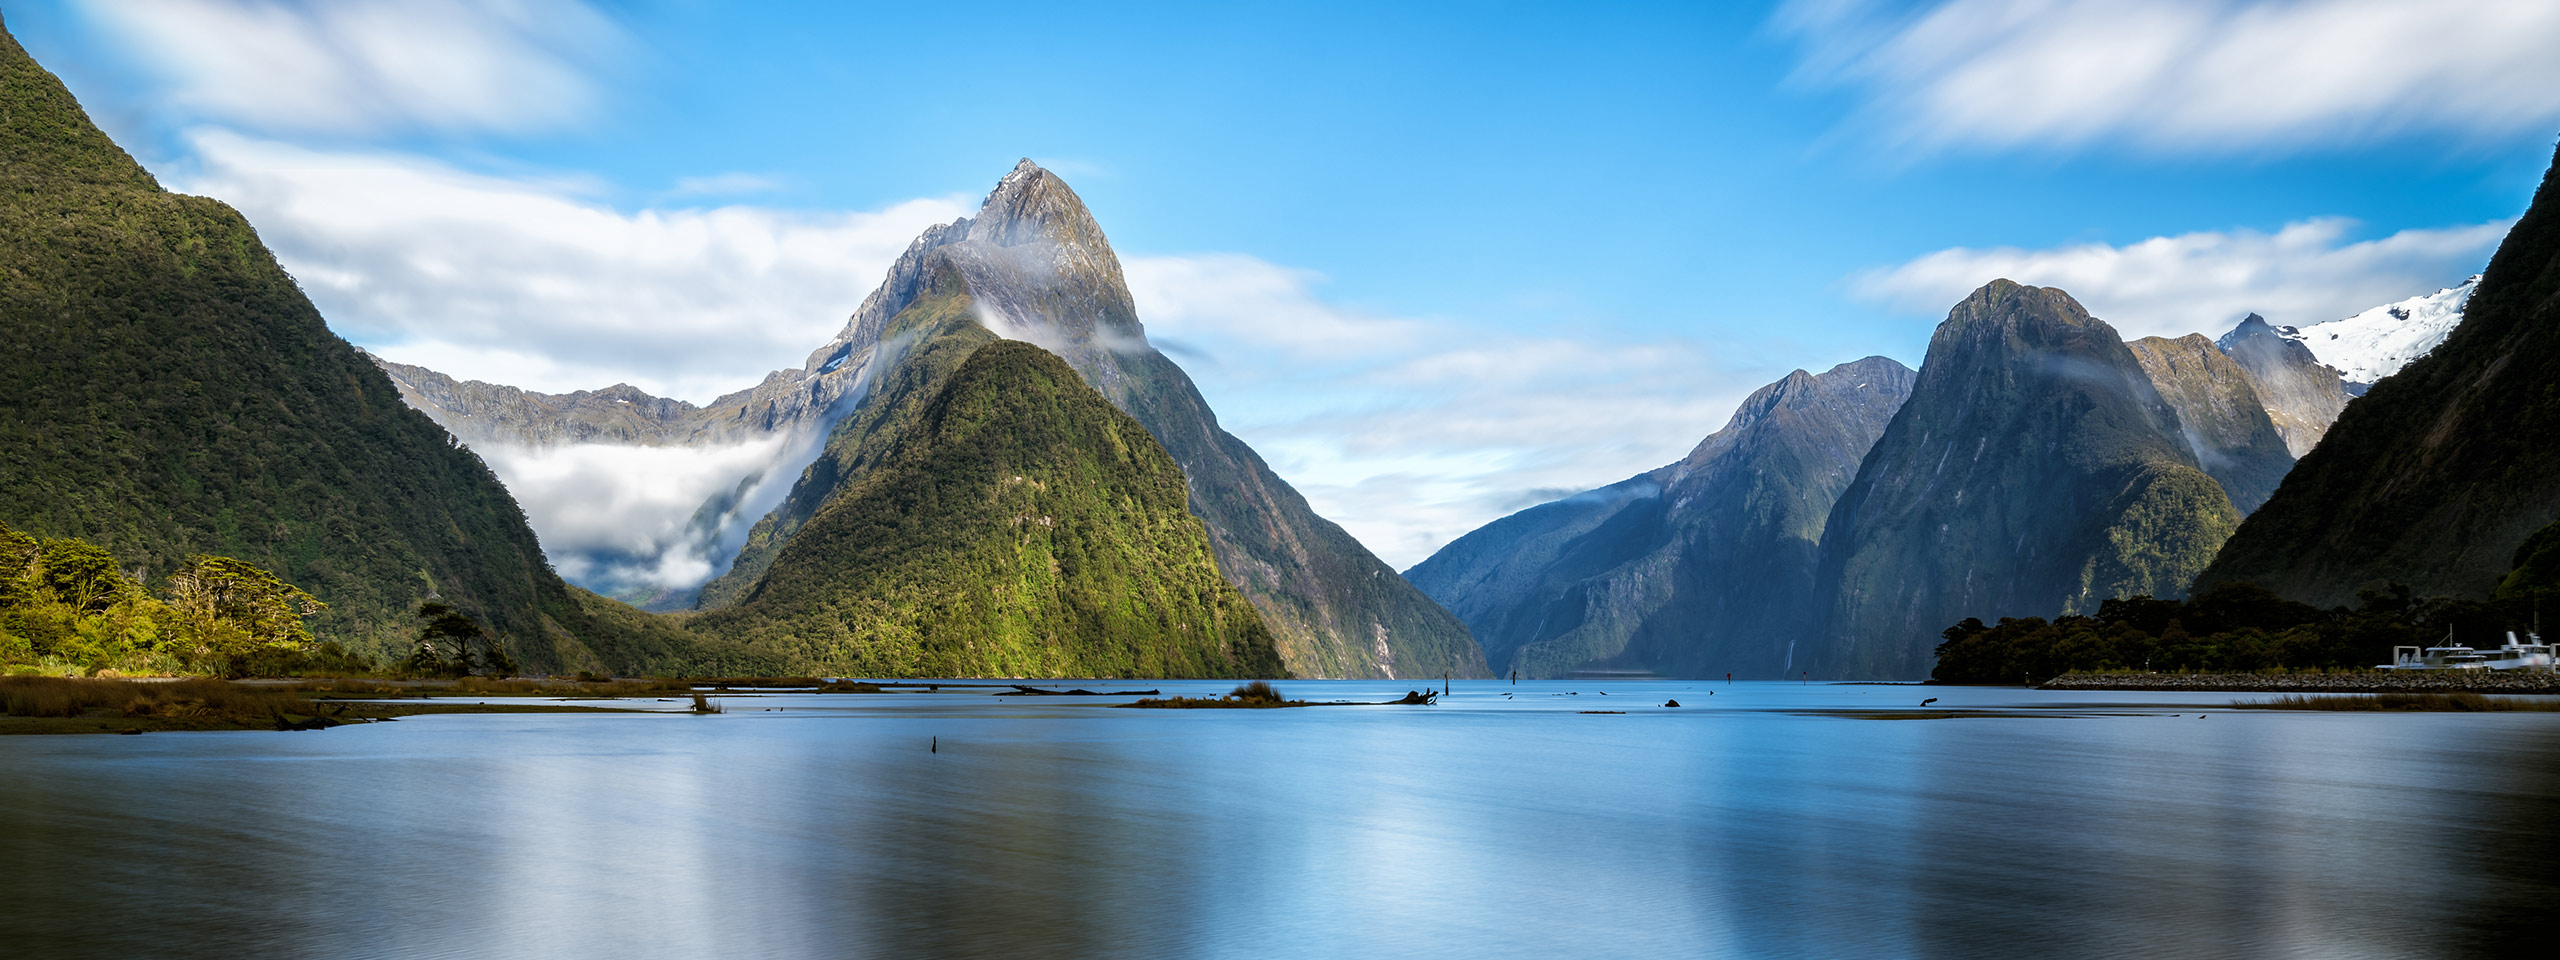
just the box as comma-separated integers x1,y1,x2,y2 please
1407,356,1915,679
2198,143,2560,607
1807,280,2242,679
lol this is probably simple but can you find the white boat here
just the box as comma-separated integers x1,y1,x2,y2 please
2379,632,2557,672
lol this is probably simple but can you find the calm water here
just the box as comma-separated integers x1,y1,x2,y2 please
2,680,2554,959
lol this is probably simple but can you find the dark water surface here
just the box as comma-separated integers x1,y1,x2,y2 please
3,680,2555,959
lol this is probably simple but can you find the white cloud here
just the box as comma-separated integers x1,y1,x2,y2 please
1128,253,1768,569
1125,255,1431,361
666,173,784,199
76,0,624,135
1850,217,2506,338
176,130,970,401
1776,0,2560,153
477,438,793,591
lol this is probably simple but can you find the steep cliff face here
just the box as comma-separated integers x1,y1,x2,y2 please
2125,334,2295,513
0,23,680,671
702,161,1487,679
1406,358,1914,678
2199,143,2560,607
688,341,1285,679
2214,315,2353,457
1808,281,2241,679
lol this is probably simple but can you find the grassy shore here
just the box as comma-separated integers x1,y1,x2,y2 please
0,676,639,734
2233,691,2560,712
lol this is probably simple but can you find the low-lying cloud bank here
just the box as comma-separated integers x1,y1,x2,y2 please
476,437,792,594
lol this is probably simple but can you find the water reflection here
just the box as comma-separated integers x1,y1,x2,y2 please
1,682,2554,959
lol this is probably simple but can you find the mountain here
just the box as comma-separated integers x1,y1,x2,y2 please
698,161,1487,679
0,23,695,671
2271,277,2478,390
371,354,885,609
373,357,865,448
2123,334,2295,513
1807,281,2242,679
2197,144,2560,608
1404,357,1914,679
2214,315,2352,457
687,340,1285,678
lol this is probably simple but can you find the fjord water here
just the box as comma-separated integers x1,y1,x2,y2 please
3,682,2552,959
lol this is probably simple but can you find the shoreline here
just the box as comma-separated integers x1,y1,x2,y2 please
2034,672,2560,694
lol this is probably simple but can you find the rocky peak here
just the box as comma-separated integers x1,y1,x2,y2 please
1937,280,2106,344
2214,312,2351,458
973,159,1111,249
2215,313,2279,352
1684,357,1914,471
809,160,1139,375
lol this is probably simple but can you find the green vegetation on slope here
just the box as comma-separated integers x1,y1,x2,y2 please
1,521,372,677
707,162,1485,680
0,23,653,670
2198,140,2560,606
698,283,996,610
2498,517,2560,602
691,340,1285,679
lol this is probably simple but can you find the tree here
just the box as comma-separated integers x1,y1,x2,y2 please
162,554,327,673
403,601,494,676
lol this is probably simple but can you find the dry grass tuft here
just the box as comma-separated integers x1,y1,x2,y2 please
2239,691,2560,712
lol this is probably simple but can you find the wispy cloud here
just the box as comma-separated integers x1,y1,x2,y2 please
1128,254,1769,569
1125,254,1431,362
179,130,970,401
1850,217,2507,337
76,0,626,136
1775,0,2560,154
665,173,784,199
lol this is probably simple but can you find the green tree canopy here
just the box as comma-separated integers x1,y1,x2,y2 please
162,554,327,668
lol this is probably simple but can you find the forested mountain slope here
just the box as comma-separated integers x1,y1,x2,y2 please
0,23,683,671
690,340,1284,678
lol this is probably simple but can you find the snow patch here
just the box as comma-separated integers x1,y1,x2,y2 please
2274,276,2477,384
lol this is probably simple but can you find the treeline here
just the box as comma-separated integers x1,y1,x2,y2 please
0,520,527,678
3,520,352,676
1935,520,2560,682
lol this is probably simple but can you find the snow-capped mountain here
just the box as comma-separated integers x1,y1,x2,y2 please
2272,276,2478,388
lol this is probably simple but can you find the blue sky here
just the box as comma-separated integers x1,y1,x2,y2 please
11,0,2559,567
